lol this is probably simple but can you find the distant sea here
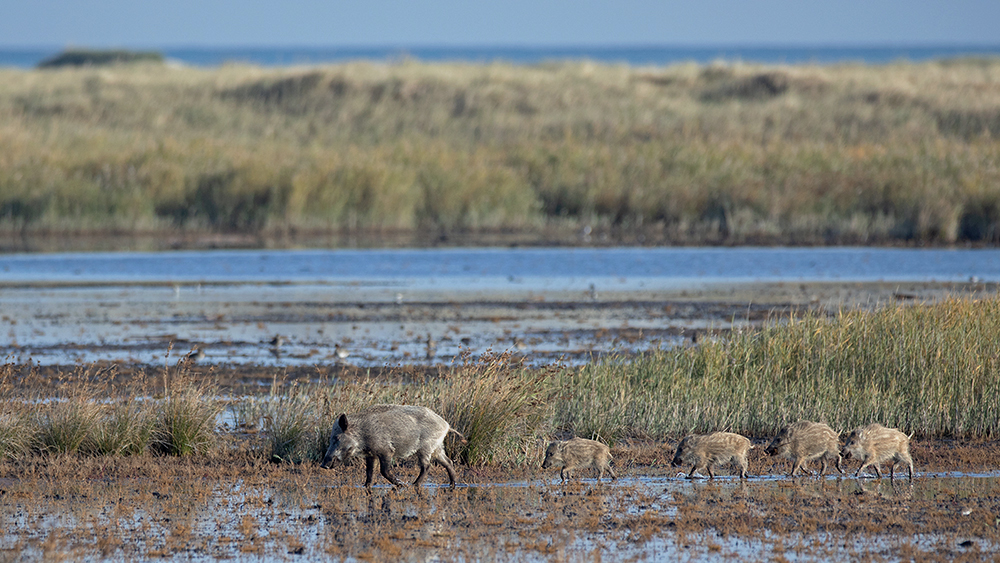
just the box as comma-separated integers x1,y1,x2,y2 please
3,44,1000,69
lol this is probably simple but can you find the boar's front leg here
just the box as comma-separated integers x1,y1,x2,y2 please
364,456,376,488
378,454,404,486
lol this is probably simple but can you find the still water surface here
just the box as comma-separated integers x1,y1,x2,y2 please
2,246,998,286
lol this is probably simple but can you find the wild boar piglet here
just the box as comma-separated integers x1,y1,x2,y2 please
765,420,843,477
542,437,616,482
841,423,913,483
671,431,752,479
320,404,462,488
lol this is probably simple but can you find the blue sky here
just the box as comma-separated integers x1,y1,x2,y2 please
1,0,998,47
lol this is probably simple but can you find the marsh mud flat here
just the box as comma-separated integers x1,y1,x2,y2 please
2,246,1000,371
1,278,997,376
1,452,998,562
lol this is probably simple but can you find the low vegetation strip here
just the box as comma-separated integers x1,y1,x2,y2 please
1,59,999,244
0,296,997,466
558,296,1000,441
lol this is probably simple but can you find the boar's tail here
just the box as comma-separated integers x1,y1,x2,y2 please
448,427,469,444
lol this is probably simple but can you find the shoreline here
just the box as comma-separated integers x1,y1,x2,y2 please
4,229,1000,255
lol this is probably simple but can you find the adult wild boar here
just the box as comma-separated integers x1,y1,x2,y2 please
841,423,914,483
671,431,752,479
765,420,844,477
320,404,461,488
541,437,616,482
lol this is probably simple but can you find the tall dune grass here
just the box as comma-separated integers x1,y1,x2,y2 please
1,59,999,244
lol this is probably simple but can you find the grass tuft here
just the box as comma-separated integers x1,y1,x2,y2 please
260,382,325,463
0,413,31,460
90,400,156,456
34,395,103,455
152,367,221,456
436,353,556,465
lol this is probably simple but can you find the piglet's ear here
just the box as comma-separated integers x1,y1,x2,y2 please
338,414,349,431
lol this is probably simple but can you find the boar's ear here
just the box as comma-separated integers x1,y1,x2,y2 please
338,414,349,432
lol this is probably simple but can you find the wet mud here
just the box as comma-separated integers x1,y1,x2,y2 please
1,450,998,562
2,279,992,374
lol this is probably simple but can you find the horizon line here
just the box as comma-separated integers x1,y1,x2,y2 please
4,42,1000,51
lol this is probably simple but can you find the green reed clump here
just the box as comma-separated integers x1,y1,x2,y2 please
434,354,555,465
259,382,327,463
152,370,221,456
33,394,104,455
89,399,156,456
555,296,1000,439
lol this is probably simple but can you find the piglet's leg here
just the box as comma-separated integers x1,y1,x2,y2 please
364,457,376,488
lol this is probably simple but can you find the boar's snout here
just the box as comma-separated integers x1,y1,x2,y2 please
320,446,341,469
320,449,340,469
541,442,560,469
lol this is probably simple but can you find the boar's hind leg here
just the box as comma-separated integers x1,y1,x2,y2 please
414,448,456,487
378,454,404,487
601,461,617,481
433,447,458,486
